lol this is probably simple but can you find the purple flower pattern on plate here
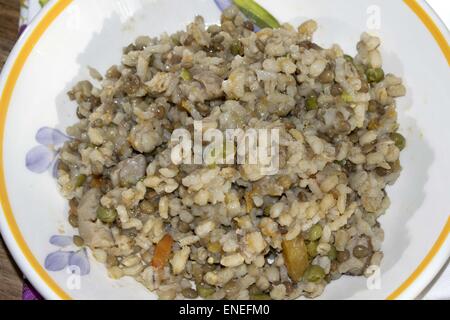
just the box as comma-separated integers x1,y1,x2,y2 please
214,0,233,11
20,1,70,300
44,235,90,276
49,235,74,247
25,127,70,174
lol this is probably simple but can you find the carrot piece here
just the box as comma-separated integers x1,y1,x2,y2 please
151,234,174,269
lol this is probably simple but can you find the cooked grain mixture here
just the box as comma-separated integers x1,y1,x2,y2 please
58,6,406,300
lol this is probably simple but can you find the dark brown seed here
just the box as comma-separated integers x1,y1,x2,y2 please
133,245,141,254
298,41,311,49
255,39,265,52
359,80,369,93
362,142,376,154
104,102,117,114
343,161,356,173
368,100,384,113
298,191,308,202
283,281,294,294
284,121,295,130
121,74,141,95
331,83,344,96
353,245,370,258
204,45,216,55
140,200,155,214
76,106,86,119
67,90,76,101
57,161,69,173
310,42,323,50
92,119,103,128
121,229,137,239
248,284,261,295
69,198,78,212
182,288,199,299
212,43,225,52
336,121,351,134
348,191,358,202
221,20,236,34
330,260,339,272
277,175,292,189
196,103,211,117
316,132,333,144
88,96,101,108
279,226,288,235
390,160,401,172
154,105,166,119
199,236,209,248
375,167,390,177
73,235,84,247
162,121,174,131
101,179,113,194
367,119,379,130
178,221,191,233
68,214,78,228
337,249,350,263
90,176,103,189
145,190,159,201
123,44,136,54
169,54,182,65
183,35,194,46
191,263,204,283
202,263,216,273
224,280,240,296
91,161,104,176
207,24,221,35
58,160,70,172
106,254,119,267
349,131,360,143
106,66,121,79
318,64,334,84
69,140,81,151
243,20,254,31
129,206,141,218
299,41,322,50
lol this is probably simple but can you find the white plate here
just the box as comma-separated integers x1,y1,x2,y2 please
0,0,449,300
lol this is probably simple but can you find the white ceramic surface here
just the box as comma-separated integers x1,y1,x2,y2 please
0,0,449,300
